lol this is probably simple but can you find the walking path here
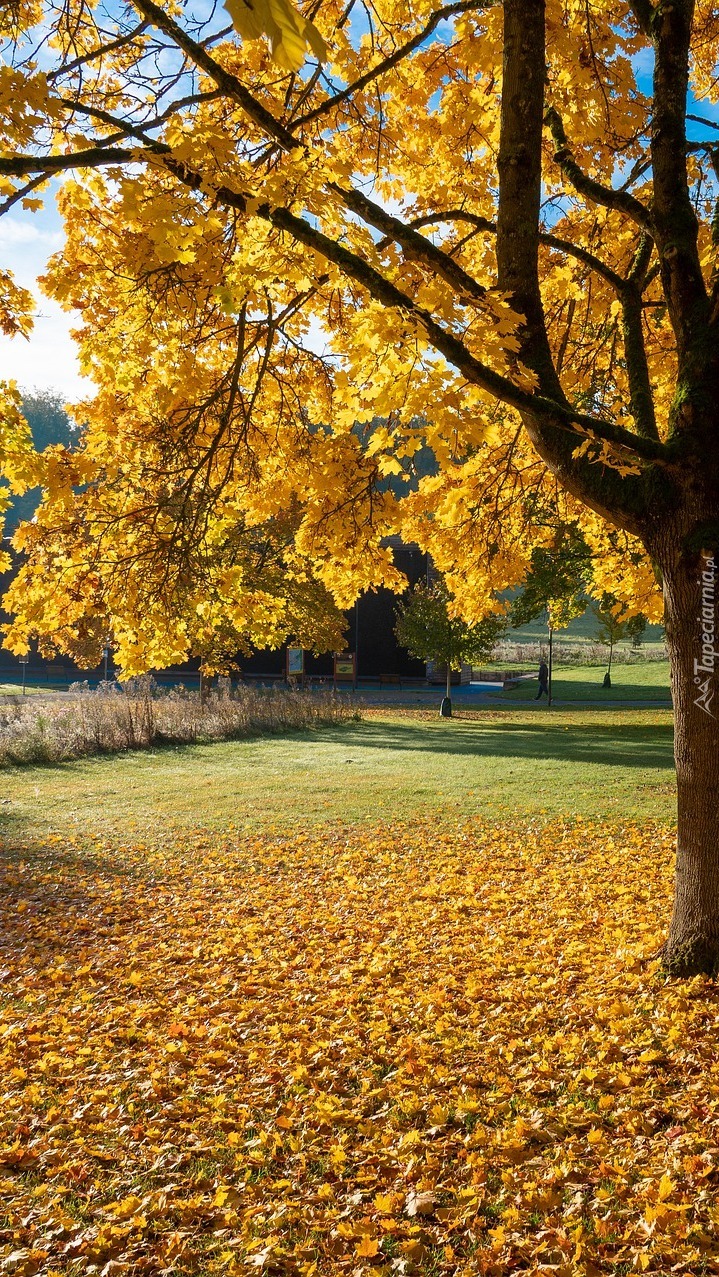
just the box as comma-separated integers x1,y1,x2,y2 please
0,680,673,710
342,683,673,709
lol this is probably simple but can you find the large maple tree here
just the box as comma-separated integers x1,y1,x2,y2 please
1,0,718,972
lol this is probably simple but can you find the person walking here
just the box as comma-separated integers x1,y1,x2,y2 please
535,656,549,700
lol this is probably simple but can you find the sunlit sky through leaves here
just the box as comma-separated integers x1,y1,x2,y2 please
0,191,89,399
2,35,719,403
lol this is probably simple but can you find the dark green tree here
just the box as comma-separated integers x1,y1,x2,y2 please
395,581,506,716
510,528,593,632
626,615,648,650
509,529,592,703
2,391,74,532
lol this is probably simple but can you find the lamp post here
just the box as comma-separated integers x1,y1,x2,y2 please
19,655,28,696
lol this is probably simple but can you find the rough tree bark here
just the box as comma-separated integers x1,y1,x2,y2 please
496,0,719,973
652,533,719,974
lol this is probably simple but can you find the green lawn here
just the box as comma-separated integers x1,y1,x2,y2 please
504,658,672,702
1,703,676,844
502,596,666,648
0,683,55,696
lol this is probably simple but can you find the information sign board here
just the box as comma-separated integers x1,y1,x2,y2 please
334,652,356,683
287,647,304,678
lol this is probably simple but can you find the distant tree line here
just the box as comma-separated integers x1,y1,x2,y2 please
1,390,74,532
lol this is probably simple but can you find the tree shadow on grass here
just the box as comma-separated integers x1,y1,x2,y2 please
0,839,151,971
0,714,675,785
302,718,675,770
504,677,671,704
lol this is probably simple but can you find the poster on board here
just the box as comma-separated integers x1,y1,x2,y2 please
287,647,304,679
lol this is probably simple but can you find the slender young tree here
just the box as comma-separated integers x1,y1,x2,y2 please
1,0,718,970
395,582,505,714
590,593,648,686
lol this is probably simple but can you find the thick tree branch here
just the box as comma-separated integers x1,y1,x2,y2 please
627,0,655,36
544,106,651,228
404,209,626,292
621,288,659,441
331,188,486,302
0,141,669,467
496,0,661,530
687,113,719,133
540,229,624,292
0,148,137,175
626,230,654,286
496,0,563,404
651,0,709,364
620,232,659,441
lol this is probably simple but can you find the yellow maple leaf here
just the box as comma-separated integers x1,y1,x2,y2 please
224,0,327,71
657,1173,675,1202
355,1237,379,1258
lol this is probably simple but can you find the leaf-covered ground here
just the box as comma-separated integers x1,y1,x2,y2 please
2,819,718,1276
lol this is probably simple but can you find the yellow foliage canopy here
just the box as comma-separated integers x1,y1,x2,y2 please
0,0,689,669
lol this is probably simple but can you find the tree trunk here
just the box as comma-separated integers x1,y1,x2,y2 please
661,546,719,975
608,638,614,678
446,663,452,702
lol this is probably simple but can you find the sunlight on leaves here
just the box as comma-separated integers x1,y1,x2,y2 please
223,0,327,71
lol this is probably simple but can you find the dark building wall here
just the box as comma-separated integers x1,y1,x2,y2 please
0,540,429,685
239,542,428,680
351,541,428,679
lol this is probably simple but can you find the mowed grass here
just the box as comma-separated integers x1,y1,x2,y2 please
504,658,671,703
0,683,54,696
505,599,666,646
1,700,675,844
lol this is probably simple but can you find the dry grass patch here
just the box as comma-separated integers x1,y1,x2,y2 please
0,683,356,765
